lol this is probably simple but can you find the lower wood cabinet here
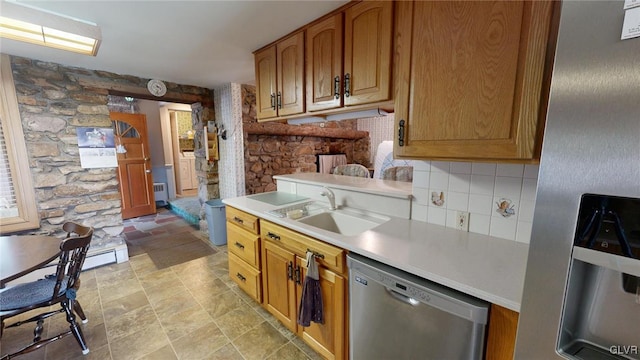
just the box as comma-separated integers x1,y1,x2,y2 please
261,220,348,360
226,206,262,302
485,304,520,360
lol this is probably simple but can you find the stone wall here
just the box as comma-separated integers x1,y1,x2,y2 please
241,85,370,195
8,55,215,248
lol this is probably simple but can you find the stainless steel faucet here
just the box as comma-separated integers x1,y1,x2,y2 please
320,187,336,210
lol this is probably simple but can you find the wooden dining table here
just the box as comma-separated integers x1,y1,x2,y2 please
0,235,61,288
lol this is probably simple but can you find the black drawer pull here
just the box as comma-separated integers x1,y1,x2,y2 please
233,216,244,224
287,262,293,280
307,248,325,259
334,76,340,99
398,119,405,147
236,272,246,282
234,242,245,250
295,265,301,285
267,232,281,241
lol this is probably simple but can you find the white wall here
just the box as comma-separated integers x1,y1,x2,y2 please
357,114,394,164
214,83,245,199
138,100,165,167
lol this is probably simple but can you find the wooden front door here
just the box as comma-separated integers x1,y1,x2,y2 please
111,112,156,220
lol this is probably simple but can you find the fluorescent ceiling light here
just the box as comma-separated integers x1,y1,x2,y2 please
0,2,101,56
287,116,326,125
325,109,389,122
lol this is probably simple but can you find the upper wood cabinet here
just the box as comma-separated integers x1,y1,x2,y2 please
307,1,394,112
343,1,393,107
394,1,557,162
306,13,344,112
255,31,305,120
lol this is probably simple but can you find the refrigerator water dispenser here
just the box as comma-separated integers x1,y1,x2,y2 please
558,194,640,359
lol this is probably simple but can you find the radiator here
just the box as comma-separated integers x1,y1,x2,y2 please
153,182,169,205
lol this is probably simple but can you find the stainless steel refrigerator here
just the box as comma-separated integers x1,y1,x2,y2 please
516,1,640,359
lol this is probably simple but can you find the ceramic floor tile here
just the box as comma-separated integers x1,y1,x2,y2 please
98,278,144,304
232,321,289,360
150,290,201,319
144,282,190,307
171,322,229,360
43,320,107,360
205,343,245,360
104,304,158,341
137,267,179,289
216,306,266,340
159,307,214,341
200,289,245,319
101,290,149,319
137,345,178,360
109,324,169,360
266,342,312,360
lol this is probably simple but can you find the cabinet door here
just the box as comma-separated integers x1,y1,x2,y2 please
255,45,277,119
277,32,305,117
262,240,297,332
296,256,346,360
188,157,197,189
344,1,393,106
306,13,343,112
394,1,554,161
179,158,191,191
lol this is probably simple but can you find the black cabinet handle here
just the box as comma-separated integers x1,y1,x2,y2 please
306,248,325,259
334,76,340,99
398,120,405,147
287,262,293,280
236,273,246,282
344,73,350,97
233,216,244,224
267,232,280,241
270,93,276,110
234,242,245,250
277,91,282,109
295,265,302,285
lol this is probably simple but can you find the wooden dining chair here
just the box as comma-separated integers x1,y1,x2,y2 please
332,164,371,178
0,222,94,358
382,166,414,182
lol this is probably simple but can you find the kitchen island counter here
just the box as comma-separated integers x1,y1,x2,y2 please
223,193,528,312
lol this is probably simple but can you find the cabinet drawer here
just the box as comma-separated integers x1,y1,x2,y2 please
227,222,260,268
226,206,260,235
262,221,345,274
229,253,261,302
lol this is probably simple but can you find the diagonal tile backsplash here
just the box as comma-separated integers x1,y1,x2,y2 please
411,161,539,243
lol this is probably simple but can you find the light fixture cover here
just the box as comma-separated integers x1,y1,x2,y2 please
0,2,101,56
287,116,326,125
325,109,389,122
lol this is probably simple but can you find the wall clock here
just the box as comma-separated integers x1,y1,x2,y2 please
147,79,167,97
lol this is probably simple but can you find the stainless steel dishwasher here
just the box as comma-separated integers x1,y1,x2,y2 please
348,253,490,360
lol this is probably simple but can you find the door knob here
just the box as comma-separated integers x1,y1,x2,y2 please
144,157,150,161
145,170,151,173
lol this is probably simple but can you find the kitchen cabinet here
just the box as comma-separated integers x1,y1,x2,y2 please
255,31,305,120
261,220,347,360
307,1,393,112
178,152,196,191
486,304,519,360
394,0,557,162
226,207,262,302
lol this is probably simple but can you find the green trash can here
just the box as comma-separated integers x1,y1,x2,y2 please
205,199,227,245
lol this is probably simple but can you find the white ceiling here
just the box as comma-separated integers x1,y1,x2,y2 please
0,0,349,89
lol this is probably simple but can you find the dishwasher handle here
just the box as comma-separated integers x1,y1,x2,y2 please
386,288,420,306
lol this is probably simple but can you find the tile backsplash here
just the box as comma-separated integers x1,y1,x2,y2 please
411,161,538,243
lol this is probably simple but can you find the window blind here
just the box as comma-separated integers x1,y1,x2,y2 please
0,115,18,213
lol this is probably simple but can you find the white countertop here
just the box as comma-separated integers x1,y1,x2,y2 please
274,173,413,199
223,194,528,312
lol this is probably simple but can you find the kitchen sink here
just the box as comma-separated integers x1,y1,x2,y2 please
298,207,389,236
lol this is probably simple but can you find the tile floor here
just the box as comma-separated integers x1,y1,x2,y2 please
1,209,322,360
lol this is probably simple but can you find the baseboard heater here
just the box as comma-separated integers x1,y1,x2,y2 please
4,243,129,287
